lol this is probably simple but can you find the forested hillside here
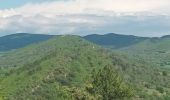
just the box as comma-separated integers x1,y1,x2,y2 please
122,37,170,69
0,35,169,100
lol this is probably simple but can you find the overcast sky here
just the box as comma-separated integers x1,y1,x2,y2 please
0,0,170,37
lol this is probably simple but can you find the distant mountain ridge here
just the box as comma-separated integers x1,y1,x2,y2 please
0,33,54,51
83,33,149,48
1,33,170,52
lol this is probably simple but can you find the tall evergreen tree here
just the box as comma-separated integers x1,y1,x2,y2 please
92,65,133,100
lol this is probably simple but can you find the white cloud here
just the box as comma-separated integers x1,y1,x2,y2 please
0,0,170,36
1,0,170,17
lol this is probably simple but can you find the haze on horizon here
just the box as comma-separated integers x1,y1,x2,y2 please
0,0,170,37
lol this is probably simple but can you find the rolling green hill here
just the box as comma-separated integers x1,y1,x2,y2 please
0,33,54,52
121,37,170,69
0,35,130,99
0,35,169,100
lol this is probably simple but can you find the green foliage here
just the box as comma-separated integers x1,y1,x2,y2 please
156,86,164,94
92,65,133,100
162,71,168,76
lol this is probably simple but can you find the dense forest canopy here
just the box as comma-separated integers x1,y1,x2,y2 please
0,34,169,100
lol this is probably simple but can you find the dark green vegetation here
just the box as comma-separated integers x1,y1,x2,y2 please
84,33,148,48
0,34,169,100
0,33,54,51
92,65,133,99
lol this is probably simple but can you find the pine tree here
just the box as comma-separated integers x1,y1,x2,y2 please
92,65,133,100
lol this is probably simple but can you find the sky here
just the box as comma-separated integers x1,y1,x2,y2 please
0,0,170,37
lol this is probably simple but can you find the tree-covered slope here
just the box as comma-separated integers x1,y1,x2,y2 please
0,33,54,52
0,35,169,100
0,35,130,99
122,37,170,69
83,33,148,48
